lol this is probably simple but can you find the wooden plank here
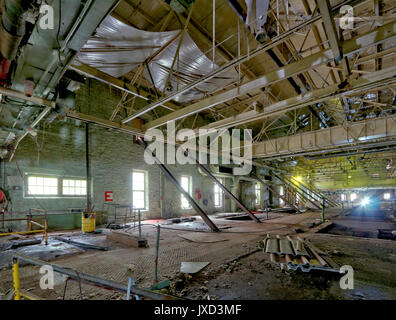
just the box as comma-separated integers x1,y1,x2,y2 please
106,231,147,248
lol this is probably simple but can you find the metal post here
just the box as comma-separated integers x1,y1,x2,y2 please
154,225,160,283
13,258,20,300
138,209,142,239
85,123,91,213
13,252,180,300
321,197,325,223
136,137,220,232
44,217,48,245
126,277,138,300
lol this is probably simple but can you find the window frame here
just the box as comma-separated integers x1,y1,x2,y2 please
61,178,87,197
25,175,59,197
132,170,148,211
180,175,192,209
214,178,224,208
24,174,87,198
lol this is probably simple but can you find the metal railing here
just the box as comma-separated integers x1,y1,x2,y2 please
11,252,182,300
0,211,48,245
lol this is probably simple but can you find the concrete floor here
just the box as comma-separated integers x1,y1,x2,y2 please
0,208,395,300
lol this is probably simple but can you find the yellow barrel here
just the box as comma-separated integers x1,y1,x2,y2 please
82,213,96,233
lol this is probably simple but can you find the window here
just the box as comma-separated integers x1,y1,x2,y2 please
279,186,284,206
62,179,87,196
384,193,391,200
132,171,148,210
255,183,261,205
214,178,224,207
27,176,58,196
341,194,346,201
180,175,192,209
351,193,357,201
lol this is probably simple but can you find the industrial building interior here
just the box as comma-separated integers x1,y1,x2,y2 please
0,0,395,302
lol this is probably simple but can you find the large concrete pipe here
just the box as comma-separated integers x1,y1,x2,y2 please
0,0,33,60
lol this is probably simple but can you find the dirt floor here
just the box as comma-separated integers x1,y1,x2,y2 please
0,207,395,300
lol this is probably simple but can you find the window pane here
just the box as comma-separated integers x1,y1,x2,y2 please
133,172,145,191
133,191,145,209
181,195,190,209
181,176,189,191
27,176,58,195
180,176,191,209
62,179,86,196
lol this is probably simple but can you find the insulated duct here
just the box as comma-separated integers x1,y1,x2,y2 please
0,0,33,60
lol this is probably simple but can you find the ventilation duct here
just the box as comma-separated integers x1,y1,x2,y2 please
0,0,34,60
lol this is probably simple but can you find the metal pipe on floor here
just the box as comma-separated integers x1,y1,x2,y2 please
12,252,181,300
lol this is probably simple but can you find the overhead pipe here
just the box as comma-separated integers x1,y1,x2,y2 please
0,0,34,60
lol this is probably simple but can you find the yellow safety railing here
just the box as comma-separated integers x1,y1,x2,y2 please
12,258,43,300
0,215,48,245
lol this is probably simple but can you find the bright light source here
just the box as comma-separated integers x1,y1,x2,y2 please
295,176,302,182
351,193,357,201
348,175,352,179
384,193,390,200
360,197,370,207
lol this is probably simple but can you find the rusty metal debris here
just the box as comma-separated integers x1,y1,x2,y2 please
259,235,339,273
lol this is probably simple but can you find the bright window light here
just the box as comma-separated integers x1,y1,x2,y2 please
341,194,346,201
351,193,357,201
132,171,147,210
384,193,390,200
62,179,86,196
280,186,284,206
28,176,58,196
181,176,192,209
360,197,370,207
214,178,224,207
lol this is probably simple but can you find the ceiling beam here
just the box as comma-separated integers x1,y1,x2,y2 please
70,64,180,112
143,21,396,129
197,65,396,132
253,113,396,159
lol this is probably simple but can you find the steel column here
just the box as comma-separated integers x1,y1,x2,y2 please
193,158,261,223
136,137,220,232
